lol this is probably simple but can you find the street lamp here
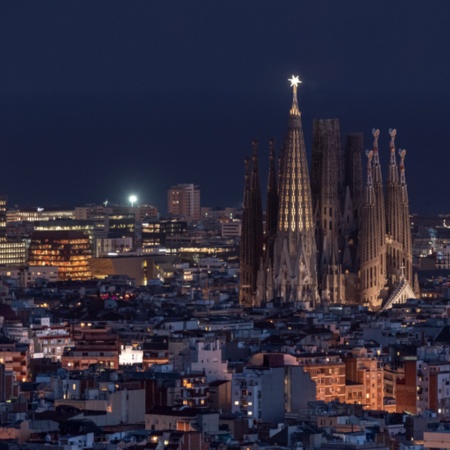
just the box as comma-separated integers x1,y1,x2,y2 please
129,194,137,208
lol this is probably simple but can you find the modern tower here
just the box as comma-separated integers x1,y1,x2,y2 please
167,184,201,221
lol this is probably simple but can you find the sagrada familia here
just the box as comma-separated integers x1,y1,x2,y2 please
239,77,418,311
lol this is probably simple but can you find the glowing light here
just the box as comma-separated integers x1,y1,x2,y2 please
129,195,138,207
289,75,301,87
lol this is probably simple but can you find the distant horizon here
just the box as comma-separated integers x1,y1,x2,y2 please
2,2,449,216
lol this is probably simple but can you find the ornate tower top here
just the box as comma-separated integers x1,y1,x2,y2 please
388,128,399,184
365,149,375,204
288,75,301,117
399,148,408,198
372,128,380,151
389,128,397,150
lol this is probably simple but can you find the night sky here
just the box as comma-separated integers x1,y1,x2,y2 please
1,1,450,214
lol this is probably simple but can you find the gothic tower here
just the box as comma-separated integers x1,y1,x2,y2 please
399,148,413,285
239,142,263,307
360,149,384,309
371,129,387,296
271,77,318,307
341,133,363,274
257,139,279,303
385,129,403,286
311,118,345,303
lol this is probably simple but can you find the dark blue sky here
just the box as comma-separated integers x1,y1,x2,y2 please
1,1,449,214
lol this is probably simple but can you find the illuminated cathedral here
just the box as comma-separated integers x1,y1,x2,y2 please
239,77,417,310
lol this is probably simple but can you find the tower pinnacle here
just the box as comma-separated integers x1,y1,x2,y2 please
289,75,301,117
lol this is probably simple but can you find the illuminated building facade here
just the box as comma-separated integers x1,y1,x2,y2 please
75,203,158,222
240,79,415,310
0,241,27,266
0,196,27,266
243,78,319,307
167,183,201,221
0,265,58,287
61,329,120,370
28,230,92,281
359,130,415,309
141,218,188,249
345,355,384,410
0,336,30,382
7,206,75,222
297,354,346,404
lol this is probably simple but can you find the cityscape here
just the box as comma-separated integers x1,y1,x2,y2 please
0,75,449,450
3,2,450,450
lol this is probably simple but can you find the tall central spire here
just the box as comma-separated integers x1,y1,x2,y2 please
272,75,318,307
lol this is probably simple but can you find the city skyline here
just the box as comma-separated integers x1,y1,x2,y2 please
1,2,450,213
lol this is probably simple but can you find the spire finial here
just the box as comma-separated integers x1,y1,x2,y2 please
389,128,397,151
372,129,380,150
288,75,301,116
269,138,275,160
252,139,258,159
399,148,406,171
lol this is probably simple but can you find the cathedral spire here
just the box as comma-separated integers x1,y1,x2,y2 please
365,150,375,204
388,129,399,184
266,138,278,240
371,128,382,185
271,76,318,307
399,149,409,205
371,128,386,287
239,141,264,308
288,75,301,117
398,148,413,289
360,148,384,309
386,128,403,286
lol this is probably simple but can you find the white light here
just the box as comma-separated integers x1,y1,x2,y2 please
129,195,138,207
289,75,301,87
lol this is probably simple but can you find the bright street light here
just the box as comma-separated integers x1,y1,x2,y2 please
129,194,137,207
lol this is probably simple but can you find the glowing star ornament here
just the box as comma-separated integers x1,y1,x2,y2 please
289,75,301,87
288,75,302,116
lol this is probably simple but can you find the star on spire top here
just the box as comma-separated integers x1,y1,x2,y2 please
289,75,301,87
288,75,301,117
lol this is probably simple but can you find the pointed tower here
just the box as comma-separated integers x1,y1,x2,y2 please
239,157,253,306
239,142,263,307
256,139,279,304
399,148,413,286
360,149,384,309
265,139,279,248
371,129,387,298
272,76,318,307
385,129,403,286
341,133,363,280
343,133,363,231
311,118,344,303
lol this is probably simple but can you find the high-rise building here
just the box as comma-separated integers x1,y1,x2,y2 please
167,184,201,221
28,230,92,280
0,195,27,266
